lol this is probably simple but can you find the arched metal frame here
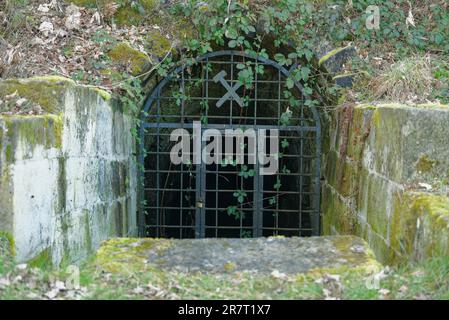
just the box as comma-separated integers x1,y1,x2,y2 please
139,50,321,238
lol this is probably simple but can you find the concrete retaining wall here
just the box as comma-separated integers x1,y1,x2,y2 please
0,77,137,266
322,103,449,264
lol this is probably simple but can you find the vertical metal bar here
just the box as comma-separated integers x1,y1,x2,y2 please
253,58,260,237
299,95,304,236
205,57,209,121
194,107,203,238
275,69,281,236
257,164,264,237
195,145,201,238
138,122,146,236
239,167,243,238
156,88,161,237
230,52,234,125
313,119,322,236
215,135,219,238
180,67,185,239
201,59,209,238
200,139,206,238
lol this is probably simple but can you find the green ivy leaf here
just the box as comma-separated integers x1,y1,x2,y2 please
236,63,246,70
274,178,282,190
228,40,237,48
225,27,238,39
280,108,292,126
274,53,286,65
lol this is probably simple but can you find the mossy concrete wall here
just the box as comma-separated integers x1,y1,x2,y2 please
0,77,137,266
322,103,449,264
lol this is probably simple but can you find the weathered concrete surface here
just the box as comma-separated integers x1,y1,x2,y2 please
0,76,137,266
322,103,449,264
96,236,381,275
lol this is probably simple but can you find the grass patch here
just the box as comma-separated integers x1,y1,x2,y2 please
1,249,448,300
368,55,434,103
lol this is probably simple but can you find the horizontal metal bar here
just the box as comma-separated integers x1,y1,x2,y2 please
155,96,296,102
144,188,198,192
143,122,318,131
202,208,315,213
260,227,314,231
144,169,317,175
145,206,196,210
180,78,290,84
147,225,196,229
203,226,258,230
259,208,316,213
143,130,317,137
203,190,311,194
144,152,318,159
144,116,312,121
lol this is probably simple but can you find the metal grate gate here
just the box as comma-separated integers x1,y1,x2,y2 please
139,51,321,238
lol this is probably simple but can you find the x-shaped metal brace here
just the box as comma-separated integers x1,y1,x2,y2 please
213,70,244,108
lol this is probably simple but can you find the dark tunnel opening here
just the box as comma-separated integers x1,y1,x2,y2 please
140,51,320,239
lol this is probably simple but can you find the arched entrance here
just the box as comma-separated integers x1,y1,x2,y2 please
139,50,321,238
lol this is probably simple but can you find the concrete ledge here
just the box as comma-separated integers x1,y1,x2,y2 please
95,236,382,276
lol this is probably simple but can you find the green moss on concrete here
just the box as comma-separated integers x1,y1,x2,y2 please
321,183,357,235
83,210,93,254
416,155,438,173
28,247,52,270
0,115,64,159
5,145,12,162
390,192,449,264
0,76,74,114
95,236,382,284
413,103,449,110
95,238,172,273
318,46,351,67
308,236,381,276
145,29,173,58
366,177,394,237
113,0,159,26
107,42,150,76
83,85,112,102
114,7,145,26
345,107,372,163
0,164,13,236
0,231,15,257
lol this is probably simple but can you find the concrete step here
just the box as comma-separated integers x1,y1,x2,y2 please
95,235,381,276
